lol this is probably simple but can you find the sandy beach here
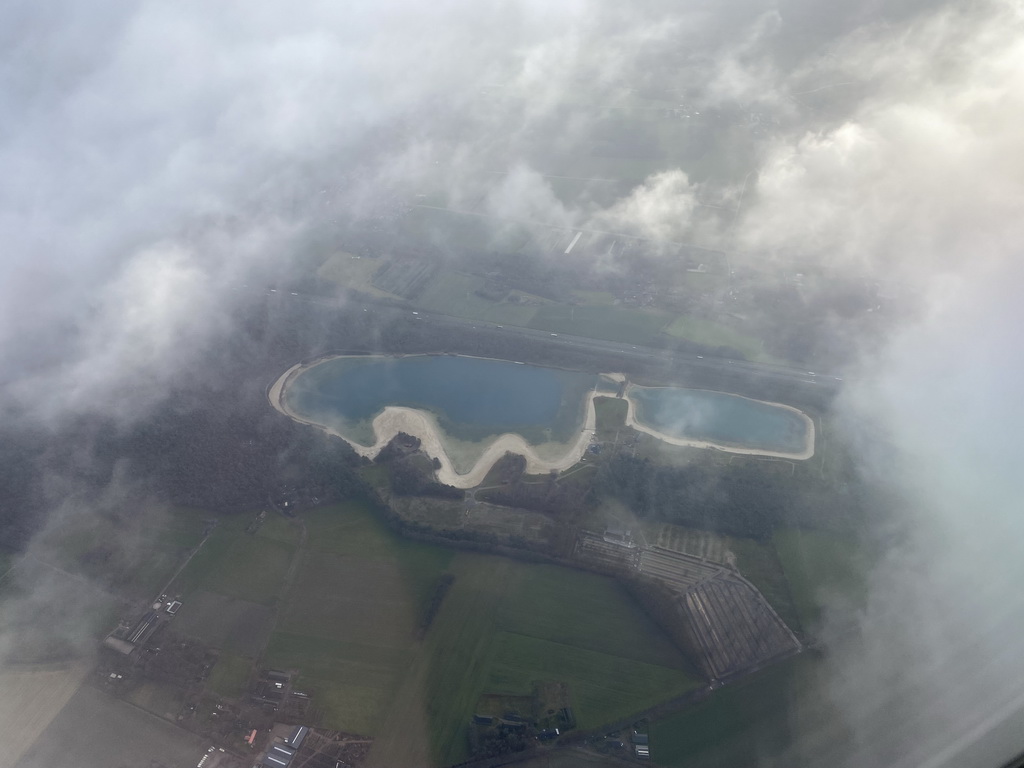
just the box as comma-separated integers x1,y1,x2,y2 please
267,355,815,490
268,358,604,489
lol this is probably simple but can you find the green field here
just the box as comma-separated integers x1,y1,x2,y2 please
650,655,815,767
28,506,209,602
727,537,802,634
413,269,541,325
166,513,302,656
662,315,771,361
263,501,453,735
265,631,412,736
594,396,628,437
280,551,417,644
317,252,396,298
497,565,686,667
301,501,453,604
571,289,618,306
485,632,691,726
174,525,293,606
254,514,303,546
207,652,252,699
164,499,701,764
772,528,866,630
172,514,296,602
529,304,672,345
419,557,701,765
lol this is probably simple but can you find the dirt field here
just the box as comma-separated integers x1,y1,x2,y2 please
16,684,206,768
0,662,90,768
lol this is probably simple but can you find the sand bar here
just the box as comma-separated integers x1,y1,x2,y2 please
268,355,815,490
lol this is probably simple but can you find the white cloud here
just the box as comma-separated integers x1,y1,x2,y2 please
594,169,700,242
735,1,1024,280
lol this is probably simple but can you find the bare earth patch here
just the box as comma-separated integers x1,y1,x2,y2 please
0,662,90,768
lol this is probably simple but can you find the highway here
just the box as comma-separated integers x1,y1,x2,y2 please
248,283,841,393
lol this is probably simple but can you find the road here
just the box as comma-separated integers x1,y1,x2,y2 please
246,283,841,392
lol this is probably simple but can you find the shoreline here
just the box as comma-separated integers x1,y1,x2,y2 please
267,354,815,490
621,383,815,460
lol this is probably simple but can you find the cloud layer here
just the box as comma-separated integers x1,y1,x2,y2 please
2,0,1024,765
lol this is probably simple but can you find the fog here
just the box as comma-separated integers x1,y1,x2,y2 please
2,0,1023,765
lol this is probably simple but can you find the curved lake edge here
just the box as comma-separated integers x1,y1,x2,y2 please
268,354,816,490
622,383,815,460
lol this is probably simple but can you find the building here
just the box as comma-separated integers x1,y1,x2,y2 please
603,525,635,548
286,726,308,749
101,636,135,655
261,742,295,768
128,611,161,645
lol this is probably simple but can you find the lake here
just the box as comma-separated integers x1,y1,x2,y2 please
279,355,813,481
285,355,597,447
629,386,811,455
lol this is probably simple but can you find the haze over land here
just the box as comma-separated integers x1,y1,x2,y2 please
1,0,1024,766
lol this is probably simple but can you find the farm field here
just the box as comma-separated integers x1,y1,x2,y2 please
17,684,206,768
317,253,397,298
170,589,275,656
170,498,700,765
125,680,185,721
529,304,672,345
727,537,803,634
642,521,732,563
0,558,124,663
151,498,703,766
0,662,90,768
170,514,295,604
301,501,453,605
207,652,251,699
165,513,300,655
22,505,209,603
264,501,452,737
648,654,843,768
413,269,541,325
485,632,695,726
662,315,770,361
415,556,701,766
264,631,412,737
772,528,866,630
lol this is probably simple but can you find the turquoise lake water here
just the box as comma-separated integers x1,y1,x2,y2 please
286,355,597,445
629,386,809,453
286,355,810,455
